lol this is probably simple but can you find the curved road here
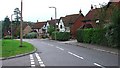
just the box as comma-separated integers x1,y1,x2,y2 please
2,39,118,68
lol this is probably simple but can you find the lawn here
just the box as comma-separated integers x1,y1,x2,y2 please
1,40,35,58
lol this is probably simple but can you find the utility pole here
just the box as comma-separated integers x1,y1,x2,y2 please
20,0,23,47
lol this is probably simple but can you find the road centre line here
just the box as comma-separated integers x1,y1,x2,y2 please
49,44,54,46
56,46,64,51
94,63,105,68
68,52,84,59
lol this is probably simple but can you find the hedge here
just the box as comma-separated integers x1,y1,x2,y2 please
52,31,70,41
77,28,108,46
25,32,38,39
82,29,93,43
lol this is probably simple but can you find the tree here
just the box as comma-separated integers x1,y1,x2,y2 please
47,25,55,36
111,7,120,47
0,21,2,38
14,8,21,25
104,2,120,47
95,3,108,28
2,16,11,36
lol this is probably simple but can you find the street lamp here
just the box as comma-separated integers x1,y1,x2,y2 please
11,14,14,39
49,6,57,40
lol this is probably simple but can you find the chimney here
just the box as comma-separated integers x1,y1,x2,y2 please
91,4,93,11
51,17,53,20
37,20,38,22
79,9,82,15
94,5,97,9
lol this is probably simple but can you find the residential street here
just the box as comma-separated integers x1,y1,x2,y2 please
2,39,118,68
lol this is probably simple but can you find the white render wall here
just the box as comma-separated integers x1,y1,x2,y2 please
58,19,65,32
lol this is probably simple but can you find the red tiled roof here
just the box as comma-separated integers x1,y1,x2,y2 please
60,14,81,27
85,1,120,21
84,8,100,21
47,19,59,26
32,22,46,29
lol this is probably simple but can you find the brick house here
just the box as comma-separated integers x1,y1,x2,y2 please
23,24,32,36
32,21,47,37
70,9,84,38
82,5,100,28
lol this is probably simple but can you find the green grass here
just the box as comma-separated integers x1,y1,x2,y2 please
1,40,35,58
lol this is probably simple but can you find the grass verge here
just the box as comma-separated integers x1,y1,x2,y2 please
1,40,35,58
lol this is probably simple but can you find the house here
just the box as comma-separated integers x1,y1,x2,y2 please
58,13,80,32
70,9,84,38
82,5,100,28
43,18,59,33
32,21,47,37
82,1,120,29
23,24,32,36
104,1,120,22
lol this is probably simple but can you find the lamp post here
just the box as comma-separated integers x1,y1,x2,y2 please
49,7,57,40
11,14,14,39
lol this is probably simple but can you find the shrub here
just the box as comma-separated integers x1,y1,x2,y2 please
91,29,107,45
48,25,55,36
4,35,12,39
52,31,70,41
25,32,38,39
82,29,93,43
76,29,83,42
77,28,108,46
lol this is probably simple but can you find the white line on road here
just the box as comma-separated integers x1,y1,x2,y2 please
31,65,35,67
30,54,35,67
56,46,64,51
68,52,84,60
31,62,35,64
94,63,105,68
35,53,45,67
49,44,54,46
31,60,34,62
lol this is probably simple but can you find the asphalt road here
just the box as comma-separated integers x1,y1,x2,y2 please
2,39,118,68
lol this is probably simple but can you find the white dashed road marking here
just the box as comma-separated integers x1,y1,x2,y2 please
56,46,64,51
49,44,54,46
68,52,84,60
35,53,45,67
94,63,105,68
30,54,35,67
30,53,45,67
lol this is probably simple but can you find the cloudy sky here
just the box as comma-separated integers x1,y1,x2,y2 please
0,0,110,22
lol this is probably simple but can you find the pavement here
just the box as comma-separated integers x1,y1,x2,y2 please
58,39,118,55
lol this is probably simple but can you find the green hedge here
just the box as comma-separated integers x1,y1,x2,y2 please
52,32,70,41
83,29,93,43
77,28,108,46
25,32,38,39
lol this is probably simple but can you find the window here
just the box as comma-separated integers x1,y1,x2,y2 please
96,20,99,24
60,25,62,29
56,25,58,28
